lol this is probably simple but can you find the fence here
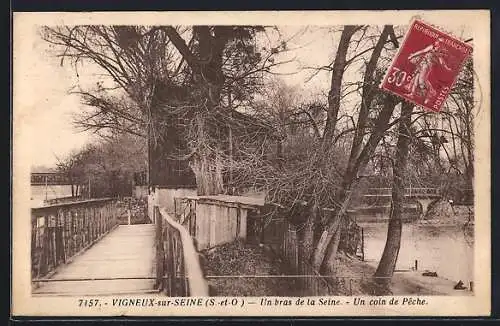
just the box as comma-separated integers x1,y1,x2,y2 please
173,195,263,250
365,187,440,196
202,274,377,296
258,205,364,259
278,217,367,296
254,204,365,296
154,206,209,296
31,198,118,280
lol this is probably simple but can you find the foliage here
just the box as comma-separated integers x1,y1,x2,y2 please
56,134,147,198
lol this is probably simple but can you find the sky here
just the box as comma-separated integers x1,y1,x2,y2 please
20,28,97,168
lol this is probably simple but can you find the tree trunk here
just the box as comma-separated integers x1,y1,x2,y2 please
191,154,224,196
311,188,353,270
322,26,359,147
346,26,394,172
321,219,343,275
311,27,400,272
165,26,230,195
300,200,318,262
312,95,398,270
374,101,414,293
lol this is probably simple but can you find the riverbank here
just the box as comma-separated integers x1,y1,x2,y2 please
359,218,473,282
201,239,471,296
334,253,473,296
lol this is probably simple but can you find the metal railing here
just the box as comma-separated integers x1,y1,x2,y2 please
155,206,208,296
31,198,118,280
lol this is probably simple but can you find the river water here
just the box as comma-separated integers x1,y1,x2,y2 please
359,221,474,283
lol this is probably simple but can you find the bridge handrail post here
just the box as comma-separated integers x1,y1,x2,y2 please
154,206,165,290
158,207,208,297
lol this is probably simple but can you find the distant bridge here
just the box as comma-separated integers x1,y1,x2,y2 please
363,187,441,217
31,172,71,186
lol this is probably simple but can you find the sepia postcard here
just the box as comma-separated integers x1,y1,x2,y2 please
12,10,491,317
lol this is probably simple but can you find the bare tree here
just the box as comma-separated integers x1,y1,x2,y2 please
373,101,414,293
42,25,290,196
311,25,401,273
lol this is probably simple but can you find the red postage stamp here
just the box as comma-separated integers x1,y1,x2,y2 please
380,19,473,112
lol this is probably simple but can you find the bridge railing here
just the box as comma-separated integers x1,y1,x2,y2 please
154,206,209,297
43,195,84,206
365,187,440,196
31,198,118,281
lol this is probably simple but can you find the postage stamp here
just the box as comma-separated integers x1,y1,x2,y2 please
11,10,490,318
380,19,473,112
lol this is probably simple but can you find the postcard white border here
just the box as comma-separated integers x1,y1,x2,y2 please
12,10,491,317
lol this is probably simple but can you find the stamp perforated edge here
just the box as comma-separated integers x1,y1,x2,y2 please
379,17,474,112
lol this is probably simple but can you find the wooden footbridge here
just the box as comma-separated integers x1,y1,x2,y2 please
30,195,266,297
31,198,208,297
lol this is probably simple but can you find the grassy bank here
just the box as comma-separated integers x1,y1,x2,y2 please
202,240,295,296
201,239,472,296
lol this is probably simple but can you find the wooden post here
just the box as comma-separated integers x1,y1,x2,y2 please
229,126,233,194
165,226,172,295
155,206,164,290
236,204,241,239
258,209,264,244
127,209,131,225
294,230,299,271
228,91,234,195
414,259,418,271
189,200,195,237
361,227,365,261
85,206,90,246
50,214,57,268
40,221,49,276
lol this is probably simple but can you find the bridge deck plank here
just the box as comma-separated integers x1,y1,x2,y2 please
33,224,157,296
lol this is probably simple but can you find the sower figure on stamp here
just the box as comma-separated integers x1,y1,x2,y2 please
405,38,452,104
